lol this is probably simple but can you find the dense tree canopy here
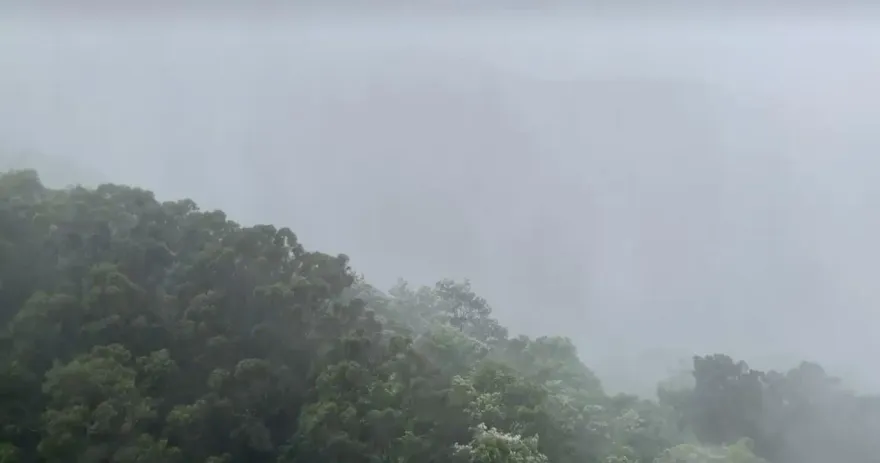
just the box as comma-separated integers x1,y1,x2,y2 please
0,168,878,463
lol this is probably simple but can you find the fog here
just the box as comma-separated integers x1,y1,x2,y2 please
3,9,880,395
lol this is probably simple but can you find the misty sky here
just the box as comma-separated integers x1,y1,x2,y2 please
2,10,880,394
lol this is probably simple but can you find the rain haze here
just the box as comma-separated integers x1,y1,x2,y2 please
3,6,880,395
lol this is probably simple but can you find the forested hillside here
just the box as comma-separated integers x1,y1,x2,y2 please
1,168,878,463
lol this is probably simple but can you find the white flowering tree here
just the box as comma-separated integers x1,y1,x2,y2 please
453,423,549,463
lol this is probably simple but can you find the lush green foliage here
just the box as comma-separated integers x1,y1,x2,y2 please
0,169,877,463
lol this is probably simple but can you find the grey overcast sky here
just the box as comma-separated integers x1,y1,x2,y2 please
2,9,880,394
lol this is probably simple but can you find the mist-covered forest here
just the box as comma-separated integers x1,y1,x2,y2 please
5,13,880,395
3,168,880,463
4,8,880,463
